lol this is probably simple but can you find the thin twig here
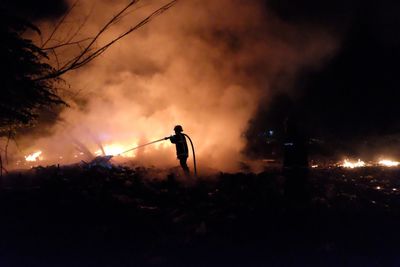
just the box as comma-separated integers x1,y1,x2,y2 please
43,38,93,50
62,0,140,71
41,0,80,48
35,0,178,81
71,0,177,70
5,130,11,165
64,3,94,44
51,48,60,70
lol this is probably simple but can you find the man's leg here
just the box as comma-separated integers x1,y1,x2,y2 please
179,157,190,175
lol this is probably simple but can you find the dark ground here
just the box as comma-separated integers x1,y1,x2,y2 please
0,165,399,267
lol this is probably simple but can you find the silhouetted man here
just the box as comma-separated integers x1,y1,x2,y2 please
283,116,308,169
165,125,190,174
282,114,309,204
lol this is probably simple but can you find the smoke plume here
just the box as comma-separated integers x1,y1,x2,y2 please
17,0,337,172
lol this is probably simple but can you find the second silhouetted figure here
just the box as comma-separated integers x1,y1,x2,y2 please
165,125,190,175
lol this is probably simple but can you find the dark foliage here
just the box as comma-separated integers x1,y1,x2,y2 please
0,10,65,136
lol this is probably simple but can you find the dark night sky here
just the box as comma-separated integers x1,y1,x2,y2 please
246,0,400,157
0,0,68,20
268,0,400,137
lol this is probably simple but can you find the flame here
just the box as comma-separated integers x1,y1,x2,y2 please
18,0,340,173
338,158,400,168
25,151,43,162
93,138,172,158
95,144,135,157
341,159,365,168
378,159,400,167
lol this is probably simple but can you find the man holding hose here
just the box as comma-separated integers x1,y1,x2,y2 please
165,125,190,175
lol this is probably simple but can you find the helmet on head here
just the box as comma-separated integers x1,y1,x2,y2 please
174,125,183,132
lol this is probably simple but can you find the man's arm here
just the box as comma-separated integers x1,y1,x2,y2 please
167,135,176,143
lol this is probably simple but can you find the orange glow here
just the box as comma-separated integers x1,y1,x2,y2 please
93,138,171,157
95,143,136,157
15,0,338,172
341,159,366,168
378,159,400,167
25,151,43,162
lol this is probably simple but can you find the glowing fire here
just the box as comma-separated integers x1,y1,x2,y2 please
378,159,400,167
25,151,43,162
337,158,400,168
93,139,172,158
95,143,138,157
341,159,366,168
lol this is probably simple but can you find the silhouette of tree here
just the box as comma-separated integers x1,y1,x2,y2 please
0,11,65,137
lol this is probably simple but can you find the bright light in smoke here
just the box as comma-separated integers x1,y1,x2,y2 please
342,159,365,168
93,138,171,158
378,159,400,167
15,0,339,173
95,143,138,157
25,151,43,162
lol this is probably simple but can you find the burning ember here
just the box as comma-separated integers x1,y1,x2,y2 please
336,158,400,169
341,159,366,168
378,159,400,167
24,151,43,162
17,144,400,171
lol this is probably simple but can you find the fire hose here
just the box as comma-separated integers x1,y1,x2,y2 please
183,133,197,177
116,134,197,177
117,138,166,155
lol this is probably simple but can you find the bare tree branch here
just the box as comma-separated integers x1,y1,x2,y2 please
5,130,11,165
43,37,94,50
64,2,95,44
61,0,140,71
41,0,80,48
35,0,178,81
50,48,60,70
70,0,178,70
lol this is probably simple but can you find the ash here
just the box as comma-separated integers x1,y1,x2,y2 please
0,164,399,267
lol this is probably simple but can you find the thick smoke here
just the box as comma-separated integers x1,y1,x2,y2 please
18,0,337,172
